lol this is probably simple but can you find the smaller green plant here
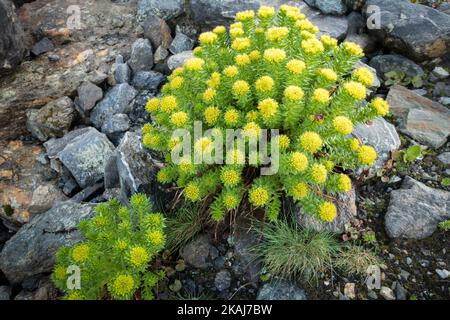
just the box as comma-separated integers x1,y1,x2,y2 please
362,231,377,245
441,178,450,187
334,245,381,276
438,220,450,231
165,204,203,251
255,220,339,282
52,194,166,300
384,70,423,88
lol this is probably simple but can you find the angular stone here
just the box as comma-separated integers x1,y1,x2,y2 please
214,270,232,291
297,185,357,234
57,127,115,188
154,45,169,64
385,177,450,239
167,50,193,71
142,13,173,49
137,0,184,21
169,32,195,55
432,67,449,80
387,85,450,149
44,127,92,158
26,96,75,142
0,201,96,284
180,234,217,269
0,0,26,75
77,82,103,112
0,286,11,300
31,37,55,56
353,117,401,178
131,70,166,91
29,183,67,214
364,0,450,61
114,55,131,84
101,113,130,144
310,14,349,40
128,38,153,73
104,132,163,203
305,0,347,15
437,152,450,166
369,54,424,80
90,83,137,128
257,281,307,300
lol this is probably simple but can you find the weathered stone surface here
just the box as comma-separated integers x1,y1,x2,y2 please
437,152,450,166
142,13,173,49
76,82,103,112
101,113,130,144
369,54,424,80
26,96,75,142
29,183,67,214
385,177,450,239
0,0,26,74
167,50,193,71
90,83,137,128
257,281,307,300
310,14,349,40
353,117,401,178
154,45,169,64
214,270,232,292
104,132,163,203
169,32,195,55
44,127,92,158
137,0,184,21
297,185,357,234
131,70,166,91
0,286,11,300
364,0,450,61
345,33,376,54
305,0,347,15
0,140,57,230
387,85,450,149
128,38,153,73
180,234,218,269
114,55,131,84
57,127,115,188
0,201,96,284
0,0,140,140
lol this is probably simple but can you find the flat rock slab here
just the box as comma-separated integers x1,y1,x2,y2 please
57,127,115,188
365,0,450,61
0,201,96,284
385,177,450,239
387,85,450,149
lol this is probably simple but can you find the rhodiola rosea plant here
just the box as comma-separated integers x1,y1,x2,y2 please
142,5,389,223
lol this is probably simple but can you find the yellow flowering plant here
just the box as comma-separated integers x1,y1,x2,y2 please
52,194,166,300
143,6,389,223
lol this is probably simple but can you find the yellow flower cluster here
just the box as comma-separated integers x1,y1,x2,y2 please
292,182,309,200
318,68,338,82
147,230,164,247
370,97,390,116
72,244,90,263
284,86,304,101
185,57,205,71
286,59,306,74
170,111,188,127
185,183,201,201
232,37,251,51
224,109,240,125
258,98,279,119
203,88,217,102
223,65,239,77
353,67,374,87
263,48,286,63
358,145,377,165
258,6,275,18
236,10,255,21
129,246,149,267
199,32,218,45
311,164,328,184
300,132,323,153
319,202,337,222
233,80,250,96
249,186,270,207
301,38,324,55
255,76,275,93
338,174,352,192
343,42,364,56
344,81,366,100
111,274,134,297
333,116,353,135
221,168,241,187
290,152,309,172
266,27,289,41
312,88,330,104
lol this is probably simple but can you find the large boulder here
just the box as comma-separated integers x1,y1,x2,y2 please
385,177,450,239
0,201,96,284
364,0,450,61
104,132,164,204
0,0,26,75
26,96,75,142
387,85,450,149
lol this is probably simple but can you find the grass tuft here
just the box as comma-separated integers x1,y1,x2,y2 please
334,245,381,276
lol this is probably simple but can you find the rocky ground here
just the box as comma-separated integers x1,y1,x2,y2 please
0,0,449,300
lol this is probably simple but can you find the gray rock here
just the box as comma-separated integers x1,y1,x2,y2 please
438,152,450,166
104,132,163,203
432,67,449,80
131,70,166,91
379,286,395,300
353,61,381,90
310,14,349,40
0,201,96,284
31,37,54,56
128,38,153,73
142,13,173,49
364,0,450,61
257,281,307,300
0,0,26,75
369,54,424,80
297,185,357,234
26,96,75,142
29,183,67,214
44,127,92,158
77,82,103,112
0,286,11,300
214,270,232,291
90,83,137,128
434,82,450,97
57,127,115,188
435,269,450,279
395,282,407,300
305,0,347,15
154,45,169,64
385,177,450,239
438,2,450,15
137,0,184,21
167,50,193,71
387,85,450,149
345,33,376,54
353,117,401,178
169,32,195,55
439,97,450,106
114,55,131,84
101,113,130,144
180,234,217,269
